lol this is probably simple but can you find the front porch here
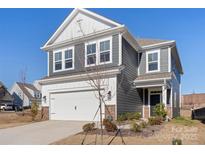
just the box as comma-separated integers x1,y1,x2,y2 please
133,74,173,118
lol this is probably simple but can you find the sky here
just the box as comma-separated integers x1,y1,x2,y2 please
0,8,205,94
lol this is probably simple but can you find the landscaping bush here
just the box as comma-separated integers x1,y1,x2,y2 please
117,112,141,122
172,138,182,145
82,123,95,132
154,103,167,118
31,101,39,121
140,121,148,128
148,116,163,125
130,121,141,132
103,119,117,132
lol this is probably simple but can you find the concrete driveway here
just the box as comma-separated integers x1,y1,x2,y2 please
0,120,86,145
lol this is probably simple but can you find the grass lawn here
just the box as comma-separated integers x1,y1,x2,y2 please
52,117,205,145
0,110,45,129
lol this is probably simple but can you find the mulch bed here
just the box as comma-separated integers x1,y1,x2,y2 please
79,124,164,138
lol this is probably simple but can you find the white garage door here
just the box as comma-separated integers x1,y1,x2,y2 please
50,90,100,121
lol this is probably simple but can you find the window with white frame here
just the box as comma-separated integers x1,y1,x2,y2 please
100,40,110,63
54,52,62,71
147,50,160,72
65,49,73,69
86,43,96,65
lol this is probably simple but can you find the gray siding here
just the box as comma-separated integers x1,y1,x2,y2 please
48,34,119,77
171,54,181,117
139,48,169,75
117,38,143,115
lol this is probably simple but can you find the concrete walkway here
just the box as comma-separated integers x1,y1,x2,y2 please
0,120,86,145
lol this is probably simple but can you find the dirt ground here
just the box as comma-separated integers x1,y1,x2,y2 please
0,110,45,129
52,120,205,145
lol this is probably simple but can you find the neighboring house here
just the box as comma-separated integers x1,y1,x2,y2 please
10,82,42,108
0,81,13,105
38,8,183,121
182,93,205,110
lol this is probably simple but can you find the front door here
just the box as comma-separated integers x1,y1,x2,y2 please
150,94,161,116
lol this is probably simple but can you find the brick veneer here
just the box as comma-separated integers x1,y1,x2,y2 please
143,106,149,119
166,106,172,118
104,105,116,121
41,107,49,120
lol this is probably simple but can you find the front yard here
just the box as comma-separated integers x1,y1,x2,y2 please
0,111,45,129
52,117,205,145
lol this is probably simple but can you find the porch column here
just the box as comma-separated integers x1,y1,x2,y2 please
162,85,167,106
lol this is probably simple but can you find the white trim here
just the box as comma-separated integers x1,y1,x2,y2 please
168,47,171,72
41,26,125,51
146,49,160,73
42,8,122,48
118,33,122,66
148,87,162,117
142,88,145,118
53,50,63,73
170,86,173,118
162,85,167,107
85,40,97,67
134,77,171,83
85,36,112,67
141,40,175,49
99,37,113,65
64,47,75,71
53,46,74,73
38,67,123,85
135,84,164,88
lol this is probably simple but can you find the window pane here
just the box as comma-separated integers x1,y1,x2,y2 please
148,52,158,62
100,51,110,62
100,40,110,51
55,52,62,61
87,55,96,65
148,62,158,71
65,59,72,69
87,44,96,54
65,50,72,59
55,61,62,70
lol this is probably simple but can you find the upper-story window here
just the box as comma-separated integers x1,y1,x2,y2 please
53,47,74,72
146,50,160,73
85,37,112,67
86,43,96,65
65,49,73,69
100,40,110,63
54,52,62,71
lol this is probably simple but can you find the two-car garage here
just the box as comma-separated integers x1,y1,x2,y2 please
50,90,100,121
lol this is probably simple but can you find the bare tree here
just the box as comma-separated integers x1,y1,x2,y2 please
76,20,125,144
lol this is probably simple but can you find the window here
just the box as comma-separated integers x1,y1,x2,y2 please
147,50,160,72
86,43,96,65
100,40,110,63
53,47,74,72
54,52,62,71
65,49,73,69
85,37,112,67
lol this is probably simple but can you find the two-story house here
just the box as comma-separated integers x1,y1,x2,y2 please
10,82,41,108
39,8,183,121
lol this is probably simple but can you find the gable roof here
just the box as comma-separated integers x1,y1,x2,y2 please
16,82,39,100
0,81,13,102
42,8,122,48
